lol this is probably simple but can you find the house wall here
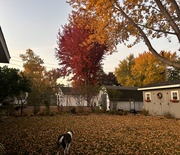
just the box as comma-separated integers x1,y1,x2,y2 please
112,101,143,111
98,89,110,111
99,87,143,111
143,88,180,118
58,94,99,107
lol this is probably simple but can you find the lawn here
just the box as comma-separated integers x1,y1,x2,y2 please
0,114,180,155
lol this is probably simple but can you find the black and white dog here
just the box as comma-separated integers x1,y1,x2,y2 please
57,131,73,155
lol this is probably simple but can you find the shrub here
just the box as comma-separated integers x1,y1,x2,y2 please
164,112,174,119
92,108,104,114
70,107,77,114
141,108,149,116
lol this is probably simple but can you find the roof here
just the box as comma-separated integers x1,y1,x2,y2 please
102,85,143,102
60,87,73,95
102,85,138,90
0,26,10,63
138,80,180,91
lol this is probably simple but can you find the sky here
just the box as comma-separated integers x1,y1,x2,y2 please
0,0,179,85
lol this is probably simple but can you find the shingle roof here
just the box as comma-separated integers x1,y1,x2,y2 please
138,80,180,90
60,87,73,95
145,80,180,87
102,85,143,102
102,85,138,90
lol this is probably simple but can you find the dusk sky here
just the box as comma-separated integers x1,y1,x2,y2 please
0,0,179,84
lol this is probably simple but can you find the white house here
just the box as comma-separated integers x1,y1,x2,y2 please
56,87,99,107
98,85,143,111
138,80,180,118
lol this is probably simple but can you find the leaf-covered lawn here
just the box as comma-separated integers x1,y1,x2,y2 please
0,114,180,155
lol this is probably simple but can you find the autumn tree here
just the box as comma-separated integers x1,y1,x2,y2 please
20,49,61,113
68,0,180,68
56,24,107,106
115,54,135,86
131,52,165,86
115,51,178,87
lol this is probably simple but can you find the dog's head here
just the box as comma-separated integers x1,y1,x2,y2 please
67,131,73,138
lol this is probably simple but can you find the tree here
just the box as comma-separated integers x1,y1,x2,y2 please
68,0,180,68
20,49,61,113
115,54,135,86
131,52,165,86
56,24,107,85
0,66,31,116
167,57,180,80
98,70,119,86
0,66,31,103
115,51,178,86
20,49,45,113
56,24,107,106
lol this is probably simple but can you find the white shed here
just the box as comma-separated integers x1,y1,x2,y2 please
138,80,180,118
98,85,143,112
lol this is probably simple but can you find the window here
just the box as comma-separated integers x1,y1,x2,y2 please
145,92,151,102
170,91,179,102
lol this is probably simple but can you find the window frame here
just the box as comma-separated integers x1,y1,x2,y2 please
171,91,179,100
145,92,151,102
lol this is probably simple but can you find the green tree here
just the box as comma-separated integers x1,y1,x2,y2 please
0,66,31,103
68,0,180,68
98,70,119,86
115,54,135,86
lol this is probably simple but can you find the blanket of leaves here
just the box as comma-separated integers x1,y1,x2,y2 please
0,114,180,155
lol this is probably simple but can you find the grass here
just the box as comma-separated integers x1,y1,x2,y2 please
0,114,180,154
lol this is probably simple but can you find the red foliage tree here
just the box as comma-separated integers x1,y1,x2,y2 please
55,24,107,86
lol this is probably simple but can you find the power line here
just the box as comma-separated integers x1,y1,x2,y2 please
10,57,59,67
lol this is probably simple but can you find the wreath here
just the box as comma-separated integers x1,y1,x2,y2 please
157,92,163,99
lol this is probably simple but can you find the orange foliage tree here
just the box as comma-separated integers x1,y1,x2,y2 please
115,51,178,86
68,0,180,68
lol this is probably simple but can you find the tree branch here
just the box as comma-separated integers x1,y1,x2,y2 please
114,1,180,68
154,0,180,43
171,0,180,21
138,23,176,35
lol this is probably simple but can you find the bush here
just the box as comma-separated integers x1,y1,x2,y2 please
141,108,149,116
92,108,105,114
164,112,174,119
70,107,77,114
